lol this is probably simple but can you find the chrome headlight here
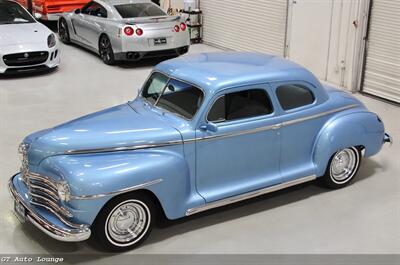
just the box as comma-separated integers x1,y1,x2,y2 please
57,181,71,202
47,33,56,48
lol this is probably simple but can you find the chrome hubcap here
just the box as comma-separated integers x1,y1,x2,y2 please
330,148,357,183
106,200,150,246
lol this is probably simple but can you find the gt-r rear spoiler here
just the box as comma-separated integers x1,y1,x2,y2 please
123,15,181,25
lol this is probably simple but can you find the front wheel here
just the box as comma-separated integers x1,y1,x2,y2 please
99,35,115,65
93,193,155,252
321,147,361,189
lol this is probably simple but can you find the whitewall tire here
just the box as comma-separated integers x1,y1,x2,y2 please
321,147,361,189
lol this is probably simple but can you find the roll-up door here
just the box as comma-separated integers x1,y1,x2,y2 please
362,0,400,103
200,0,288,56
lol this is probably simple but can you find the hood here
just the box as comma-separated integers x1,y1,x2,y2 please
0,22,51,47
23,104,182,165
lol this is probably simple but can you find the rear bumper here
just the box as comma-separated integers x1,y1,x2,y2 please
115,45,189,61
384,133,393,146
9,174,91,242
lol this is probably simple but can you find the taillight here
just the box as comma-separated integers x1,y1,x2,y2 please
124,26,134,36
136,28,143,36
174,25,180,32
180,22,187,31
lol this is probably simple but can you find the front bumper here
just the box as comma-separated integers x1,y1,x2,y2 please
0,44,60,75
8,174,91,242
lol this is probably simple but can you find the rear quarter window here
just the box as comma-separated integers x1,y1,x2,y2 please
276,84,315,110
114,3,166,18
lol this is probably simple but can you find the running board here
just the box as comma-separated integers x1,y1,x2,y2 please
186,175,317,216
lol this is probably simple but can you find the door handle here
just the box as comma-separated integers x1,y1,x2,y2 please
271,124,282,130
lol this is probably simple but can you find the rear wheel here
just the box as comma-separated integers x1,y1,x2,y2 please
93,193,155,252
58,18,71,44
321,147,361,189
99,35,115,65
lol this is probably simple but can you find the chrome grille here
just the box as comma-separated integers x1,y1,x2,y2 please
18,143,72,218
24,171,72,218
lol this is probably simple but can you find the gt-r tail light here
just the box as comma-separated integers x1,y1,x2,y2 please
180,22,187,31
136,28,143,36
174,25,180,32
124,26,134,36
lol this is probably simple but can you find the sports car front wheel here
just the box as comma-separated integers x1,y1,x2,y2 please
99,35,115,65
93,193,155,252
321,147,361,189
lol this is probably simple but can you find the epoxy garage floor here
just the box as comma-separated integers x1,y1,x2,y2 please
0,29,399,258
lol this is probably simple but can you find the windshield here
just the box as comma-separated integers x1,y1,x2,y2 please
142,72,204,120
0,1,35,25
114,3,166,18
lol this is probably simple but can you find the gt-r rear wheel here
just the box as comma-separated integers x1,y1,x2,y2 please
93,193,155,252
58,18,71,44
321,147,361,189
99,35,115,65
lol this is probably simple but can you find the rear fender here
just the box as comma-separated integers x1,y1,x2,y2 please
313,111,385,177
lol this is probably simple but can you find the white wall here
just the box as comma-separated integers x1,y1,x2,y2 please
287,0,369,91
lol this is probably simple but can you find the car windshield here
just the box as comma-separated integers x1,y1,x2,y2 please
0,2,35,25
141,72,204,120
114,3,166,18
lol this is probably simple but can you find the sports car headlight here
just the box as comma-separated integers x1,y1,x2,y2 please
47,33,56,48
57,181,71,202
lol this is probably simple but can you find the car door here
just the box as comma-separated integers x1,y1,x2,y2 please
195,85,282,203
72,1,106,47
271,82,325,182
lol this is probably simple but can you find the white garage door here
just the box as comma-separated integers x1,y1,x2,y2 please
200,0,288,56
362,0,400,103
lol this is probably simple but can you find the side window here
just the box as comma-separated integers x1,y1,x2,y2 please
81,2,94,14
276,84,315,110
89,2,107,17
207,89,273,123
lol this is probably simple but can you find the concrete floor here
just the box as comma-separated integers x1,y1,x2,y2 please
0,39,399,257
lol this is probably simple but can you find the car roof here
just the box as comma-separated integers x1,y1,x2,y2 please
155,52,323,94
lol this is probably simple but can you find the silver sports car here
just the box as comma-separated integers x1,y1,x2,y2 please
58,0,190,64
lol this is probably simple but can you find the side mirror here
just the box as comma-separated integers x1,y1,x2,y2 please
74,8,81,14
200,122,218,133
33,12,42,20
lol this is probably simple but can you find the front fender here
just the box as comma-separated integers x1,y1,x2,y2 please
38,146,204,224
313,111,385,177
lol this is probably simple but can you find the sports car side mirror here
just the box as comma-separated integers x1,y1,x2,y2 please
200,122,218,133
74,8,81,14
33,13,42,20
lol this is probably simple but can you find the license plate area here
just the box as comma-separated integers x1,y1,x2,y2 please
154,38,167,45
14,201,26,223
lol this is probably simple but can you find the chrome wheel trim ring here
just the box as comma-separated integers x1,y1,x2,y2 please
105,199,151,247
330,147,359,184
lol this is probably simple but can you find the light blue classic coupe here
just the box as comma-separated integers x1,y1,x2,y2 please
10,52,392,251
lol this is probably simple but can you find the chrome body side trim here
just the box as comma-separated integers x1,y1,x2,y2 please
69,178,163,200
281,104,359,127
64,104,359,155
66,141,182,155
185,175,317,216
9,175,91,242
